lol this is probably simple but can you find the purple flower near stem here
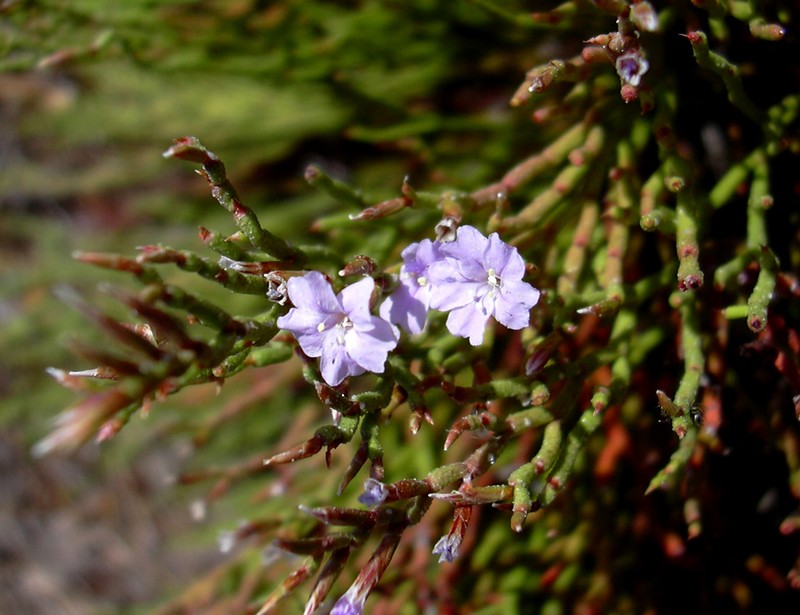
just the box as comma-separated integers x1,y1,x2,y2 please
432,504,472,564
276,272,399,386
379,239,443,334
427,226,540,346
432,532,461,564
615,51,650,87
330,590,366,615
358,477,388,507
325,533,400,615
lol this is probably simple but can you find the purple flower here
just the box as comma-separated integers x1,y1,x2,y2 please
615,51,650,87
379,239,444,334
330,592,365,615
276,272,399,386
358,477,388,507
323,533,400,615
427,226,540,345
432,532,461,563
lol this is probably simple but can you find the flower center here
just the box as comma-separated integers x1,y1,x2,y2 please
486,268,501,297
317,315,353,345
334,316,353,344
416,275,428,287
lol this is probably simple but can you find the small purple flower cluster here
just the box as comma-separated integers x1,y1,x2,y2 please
381,225,540,345
277,225,540,386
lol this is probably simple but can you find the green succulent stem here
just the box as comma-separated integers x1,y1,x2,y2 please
163,137,303,262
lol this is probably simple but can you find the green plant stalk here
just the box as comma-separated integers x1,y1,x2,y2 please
708,149,758,209
163,137,302,262
646,427,698,494
558,200,598,296
199,226,250,261
601,208,629,295
137,246,271,295
502,125,605,230
746,151,770,249
540,407,602,507
510,56,591,107
472,120,589,206
713,248,759,288
747,247,778,333
305,165,367,209
673,292,704,431
686,30,764,126
675,191,704,291
639,164,668,229
508,419,562,532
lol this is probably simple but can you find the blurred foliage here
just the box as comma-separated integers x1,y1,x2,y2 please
2,1,800,615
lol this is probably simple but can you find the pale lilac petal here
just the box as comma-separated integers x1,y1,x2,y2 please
331,595,364,615
432,533,460,563
358,478,388,507
411,239,444,270
482,232,510,269
493,282,539,330
446,225,487,259
485,233,525,279
380,284,427,334
320,337,361,386
331,596,363,615
384,225,539,345
426,258,463,287
339,277,375,323
446,303,490,346
346,320,398,373
498,249,526,279
276,307,324,335
452,257,488,282
399,242,425,275
430,280,483,312
414,280,434,308
616,52,649,87
292,330,325,358
493,305,529,331
505,280,541,308
285,271,339,313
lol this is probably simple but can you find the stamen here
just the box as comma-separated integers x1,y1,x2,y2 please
334,316,352,345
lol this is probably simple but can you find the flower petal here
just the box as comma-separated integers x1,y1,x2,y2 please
292,329,325,358
276,306,324,336
286,271,340,313
346,318,398,372
483,233,525,279
426,255,462,282
452,257,489,282
409,238,445,270
445,225,488,260
430,279,483,311
482,232,513,270
494,282,540,330
319,336,361,386
446,303,490,346
339,276,375,323
380,283,427,334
